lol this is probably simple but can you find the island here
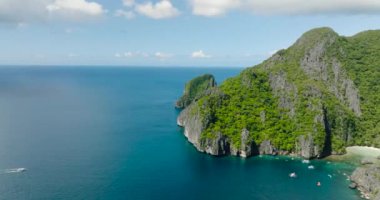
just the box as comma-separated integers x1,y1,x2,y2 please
176,27,380,199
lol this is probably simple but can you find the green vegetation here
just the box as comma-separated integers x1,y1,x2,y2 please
199,68,296,151
178,27,380,156
175,74,216,109
339,30,380,146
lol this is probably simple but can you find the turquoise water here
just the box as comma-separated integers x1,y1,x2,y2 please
0,67,359,200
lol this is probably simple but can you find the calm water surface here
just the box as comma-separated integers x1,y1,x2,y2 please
0,67,359,200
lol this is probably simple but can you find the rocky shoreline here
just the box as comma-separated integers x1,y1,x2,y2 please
177,103,326,159
175,27,380,199
348,149,380,200
178,116,380,199
350,161,380,200
176,79,380,200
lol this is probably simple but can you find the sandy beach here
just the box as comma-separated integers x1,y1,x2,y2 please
346,146,380,158
326,146,380,164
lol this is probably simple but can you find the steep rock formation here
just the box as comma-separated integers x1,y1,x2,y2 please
230,129,259,157
259,140,277,155
177,103,205,152
176,27,379,159
351,163,380,200
296,134,319,159
268,71,297,117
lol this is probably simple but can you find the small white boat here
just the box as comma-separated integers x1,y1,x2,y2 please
16,168,27,172
289,172,297,178
308,165,315,169
302,160,310,164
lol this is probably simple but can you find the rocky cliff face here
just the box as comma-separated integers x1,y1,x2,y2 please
176,27,379,159
259,140,277,155
177,103,205,152
177,90,259,157
351,163,380,199
296,134,319,159
230,129,259,157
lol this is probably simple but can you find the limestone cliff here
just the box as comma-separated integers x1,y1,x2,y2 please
176,27,380,159
351,163,380,199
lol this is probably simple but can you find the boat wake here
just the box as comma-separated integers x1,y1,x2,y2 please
1,168,27,174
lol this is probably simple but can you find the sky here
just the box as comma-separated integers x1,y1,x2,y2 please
0,0,380,67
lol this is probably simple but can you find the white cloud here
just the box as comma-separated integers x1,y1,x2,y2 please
124,52,134,57
190,0,380,16
114,9,135,19
115,51,172,60
46,0,105,20
191,50,212,58
0,0,48,23
135,0,180,19
245,0,380,15
115,51,150,58
247,0,380,15
123,0,135,7
191,0,240,17
0,0,105,23
155,52,172,60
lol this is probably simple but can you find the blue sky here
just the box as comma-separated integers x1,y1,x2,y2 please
1,0,380,67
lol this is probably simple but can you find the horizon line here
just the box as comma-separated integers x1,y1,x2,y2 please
0,64,248,68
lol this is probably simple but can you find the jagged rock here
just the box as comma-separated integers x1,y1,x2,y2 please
230,129,258,158
351,164,380,199
259,140,277,155
177,103,205,152
277,150,289,155
239,129,250,157
301,38,330,81
177,88,230,156
331,59,362,116
343,79,362,116
203,132,230,156
297,134,319,159
269,71,297,117
349,182,357,189
239,129,258,157
361,159,374,165
230,145,239,156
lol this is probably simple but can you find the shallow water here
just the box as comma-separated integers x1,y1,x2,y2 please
0,67,360,200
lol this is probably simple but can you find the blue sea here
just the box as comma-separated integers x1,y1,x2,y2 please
0,67,359,200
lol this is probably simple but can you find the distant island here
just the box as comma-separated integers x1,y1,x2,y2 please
175,27,380,199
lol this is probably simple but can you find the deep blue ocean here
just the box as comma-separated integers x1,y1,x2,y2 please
0,67,359,200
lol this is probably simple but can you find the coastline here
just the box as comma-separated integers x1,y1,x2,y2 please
346,146,380,159
326,146,380,164
179,110,378,199
181,120,380,200
326,146,380,200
